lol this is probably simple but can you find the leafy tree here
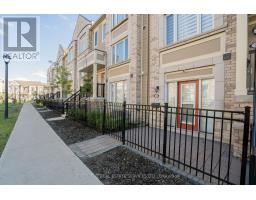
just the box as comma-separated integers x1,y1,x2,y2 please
54,66,72,98
81,76,92,98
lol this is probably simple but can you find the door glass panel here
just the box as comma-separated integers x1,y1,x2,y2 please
181,83,196,124
116,82,124,102
168,82,177,126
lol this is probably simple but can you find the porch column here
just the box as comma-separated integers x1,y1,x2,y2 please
235,14,248,96
93,63,97,98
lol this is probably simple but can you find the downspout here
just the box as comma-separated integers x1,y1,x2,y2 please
140,15,143,105
140,14,150,105
147,15,150,105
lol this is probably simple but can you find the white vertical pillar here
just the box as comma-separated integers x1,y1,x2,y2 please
93,63,97,98
235,15,248,96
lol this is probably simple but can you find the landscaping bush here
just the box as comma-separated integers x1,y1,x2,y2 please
66,107,128,132
35,99,44,107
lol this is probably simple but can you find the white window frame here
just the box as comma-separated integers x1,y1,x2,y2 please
165,14,214,46
111,37,128,65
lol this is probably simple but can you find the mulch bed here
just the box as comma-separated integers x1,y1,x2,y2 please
34,105,101,145
84,146,193,185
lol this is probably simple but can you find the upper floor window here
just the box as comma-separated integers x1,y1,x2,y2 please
102,23,107,42
112,14,128,27
68,48,74,62
166,14,214,45
112,37,128,65
94,31,98,47
79,36,87,54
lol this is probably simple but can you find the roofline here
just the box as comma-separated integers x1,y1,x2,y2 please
79,14,92,23
71,15,92,40
90,14,106,30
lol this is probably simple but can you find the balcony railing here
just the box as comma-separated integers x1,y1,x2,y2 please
78,49,106,71
247,49,256,95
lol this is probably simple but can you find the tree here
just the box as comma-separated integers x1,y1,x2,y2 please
54,66,72,98
81,76,92,98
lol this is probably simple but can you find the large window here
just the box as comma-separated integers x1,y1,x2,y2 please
110,81,127,102
112,38,128,65
94,31,98,47
102,23,107,42
79,36,87,54
166,14,214,45
112,14,128,27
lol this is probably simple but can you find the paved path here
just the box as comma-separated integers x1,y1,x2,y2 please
69,135,121,159
0,103,102,185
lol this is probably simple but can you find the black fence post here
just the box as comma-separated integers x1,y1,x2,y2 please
249,152,256,184
163,103,168,164
62,100,64,114
66,102,68,116
122,101,126,145
79,93,81,109
102,99,106,135
240,106,251,185
84,100,88,125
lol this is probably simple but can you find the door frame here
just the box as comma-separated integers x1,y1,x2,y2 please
177,80,199,130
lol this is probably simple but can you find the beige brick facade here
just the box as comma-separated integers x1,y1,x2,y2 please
46,14,255,157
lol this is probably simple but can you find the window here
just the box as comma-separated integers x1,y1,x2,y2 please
94,31,98,47
68,49,74,62
166,14,214,45
201,14,214,32
177,14,197,41
112,14,128,27
102,23,107,42
110,81,127,102
112,38,128,65
166,15,174,45
79,36,87,54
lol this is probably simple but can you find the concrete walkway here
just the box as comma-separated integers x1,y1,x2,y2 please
0,103,102,185
70,135,122,159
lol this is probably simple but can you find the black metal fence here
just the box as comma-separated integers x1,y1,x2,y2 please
42,99,251,185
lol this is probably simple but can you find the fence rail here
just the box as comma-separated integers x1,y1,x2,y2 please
41,99,251,185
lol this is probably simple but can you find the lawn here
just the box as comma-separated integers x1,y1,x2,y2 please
0,103,22,156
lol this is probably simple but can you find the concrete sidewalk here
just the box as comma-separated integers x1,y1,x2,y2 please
0,103,102,185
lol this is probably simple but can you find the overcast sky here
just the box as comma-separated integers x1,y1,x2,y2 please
0,14,100,83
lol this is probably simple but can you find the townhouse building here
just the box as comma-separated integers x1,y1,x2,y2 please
0,80,49,103
47,14,256,112
47,14,256,157
47,45,68,95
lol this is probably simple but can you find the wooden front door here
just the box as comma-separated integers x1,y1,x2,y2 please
177,80,199,130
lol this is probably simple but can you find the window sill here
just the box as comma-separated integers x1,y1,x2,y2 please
111,17,128,32
108,59,130,69
160,25,227,53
